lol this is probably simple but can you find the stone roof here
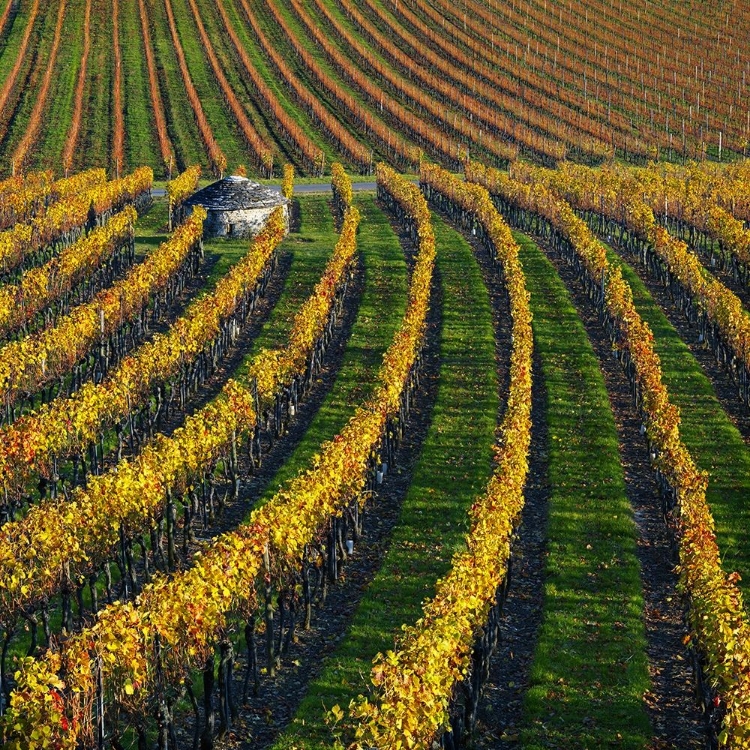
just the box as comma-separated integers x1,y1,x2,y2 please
184,175,288,212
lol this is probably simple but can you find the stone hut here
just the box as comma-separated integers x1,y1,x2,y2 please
184,175,289,239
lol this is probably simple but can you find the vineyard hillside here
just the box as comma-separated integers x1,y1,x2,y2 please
0,2,749,750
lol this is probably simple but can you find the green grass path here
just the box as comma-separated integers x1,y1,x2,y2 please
251,191,409,502
517,233,651,749
236,193,339,371
608,249,750,591
271,213,499,749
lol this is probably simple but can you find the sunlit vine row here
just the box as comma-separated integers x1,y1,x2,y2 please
0,206,136,340
166,164,200,229
112,0,125,176
0,167,151,278
353,164,532,747
137,0,174,174
468,161,750,748
0,205,201,412
0,171,54,231
0,0,41,146
0,206,284,499
282,163,295,200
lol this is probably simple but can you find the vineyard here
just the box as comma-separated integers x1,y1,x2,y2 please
1,0,750,748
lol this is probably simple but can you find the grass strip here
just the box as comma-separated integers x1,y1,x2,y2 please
516,232,651,749
168,0,254,171
147,0,208,171
271,212,498,749
120,0,162,173
31,0,84,170
607,247,750,591
236,193,339,370
252,191,409,500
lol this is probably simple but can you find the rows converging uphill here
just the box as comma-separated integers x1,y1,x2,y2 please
0,0,746,175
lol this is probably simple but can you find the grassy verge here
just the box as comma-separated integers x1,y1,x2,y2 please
271,212,498,749
608,248,750,592
517,232,651,749
250,191,409,500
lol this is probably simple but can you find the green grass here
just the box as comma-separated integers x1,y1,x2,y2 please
250,191,409,500
30,0,85,171
148,0,209,172
78,0,113,171
517,232,651,749
235,193,338,376
120,0,163,174
271,212,499,749
168,0,256,172
607,247,750,592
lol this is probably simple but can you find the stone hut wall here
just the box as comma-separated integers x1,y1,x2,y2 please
193,203,289,239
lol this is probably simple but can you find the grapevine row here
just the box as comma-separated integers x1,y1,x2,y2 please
183,0,273,174
112,0,125,176
61,0,91,175
468,161,750,748
0,206,136,341
213,0,325,175
353,164,533,747
0,203,202,420
0,0,41,146
234,0,376,172
0,167,150,281
281,163,294,199
11,0,68,174
166,163,200,230
0,171,54,231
